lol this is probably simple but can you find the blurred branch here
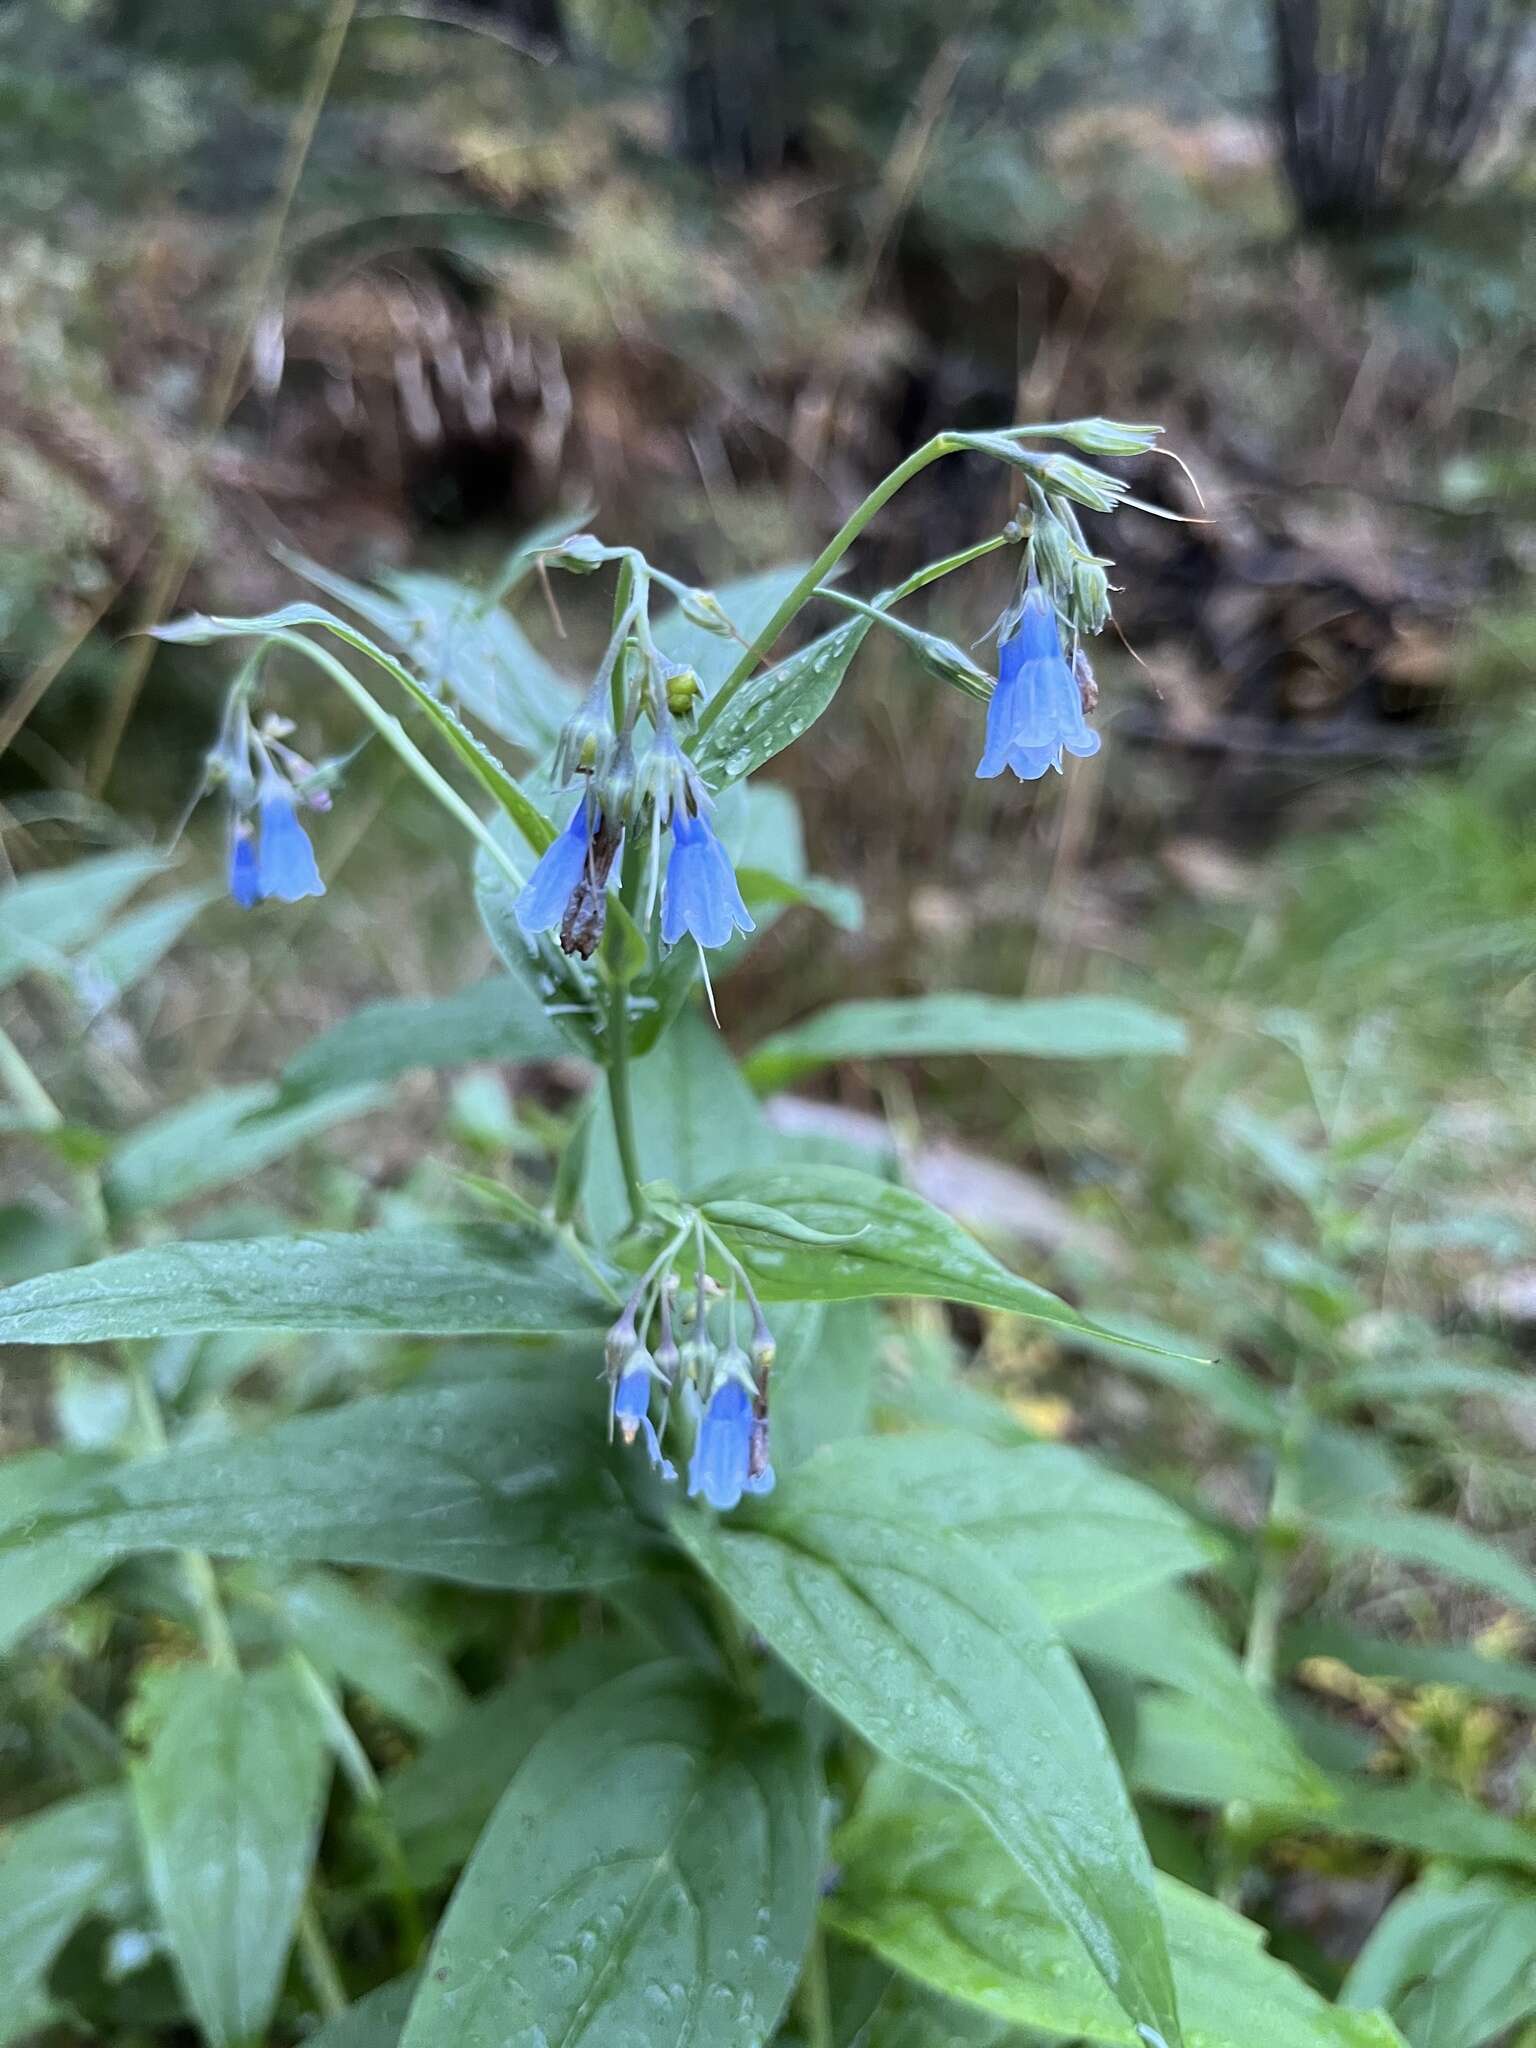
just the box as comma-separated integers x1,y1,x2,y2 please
86,0,362,798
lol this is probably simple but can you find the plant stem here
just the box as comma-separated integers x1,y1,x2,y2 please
606,973,645,1229
795,1926,835,2048
0,1020,64,1129
88,0,359,794
296,1897,349,2019
263,631,532,899
1217,1373,1311,1907
694,431,964,740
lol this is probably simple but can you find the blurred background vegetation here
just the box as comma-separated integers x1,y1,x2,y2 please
3,0,1536,2038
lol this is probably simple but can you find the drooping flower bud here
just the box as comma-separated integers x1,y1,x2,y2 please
1052,417,1163,458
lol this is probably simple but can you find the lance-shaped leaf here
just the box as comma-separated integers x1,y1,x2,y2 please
698,1164,1202,1357
398,1662,822,2048
0,1227,609,1343
0,1790,142,2043
130,1661,330,2048
1310,1507,1536,1624
744,993,1187,1091
0,850,165,990
1342,1870,1536,2048
104,1079,386,1213
0,1449,118,1654
827,1769,1404,2048
2,1364,648,1592
674,1443,1183,2048
279,975,567,1101
692,618,871,792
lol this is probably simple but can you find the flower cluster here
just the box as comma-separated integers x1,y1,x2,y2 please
207,694,328,908
515,607,753,962
604,1232,775,1513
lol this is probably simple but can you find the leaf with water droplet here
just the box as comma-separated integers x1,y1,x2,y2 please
674,1445,1184,2048
826,1767,1406,2048
398,1662,821,2048
692,620,871,794
130,1660,330,2048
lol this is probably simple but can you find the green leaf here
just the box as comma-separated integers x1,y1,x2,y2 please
827,1769,1404,2048
1311,1509,1536,1624
1281,1620,1536,1713
674,1442,1182,2048
1065,1318,1284,1440
771,1301,878,1473
0,1226,609,1342
1322,1358,1536,1410
382,1638,642,1886
0,850,165,990
307,1976,419,2048
0,1790,142,2044
653,565,812,700
0,1449,118,1653
743,994,1187,1090
586,1007,774,1240
692,619,871,793
698,1163,1199,1355
130,1660,330,2048
68,886,214,1012
6,1362,648,1592
280,976,567,1100
278,545,579,754
1128,1690,1336,1812
1261,1774,1536,1875
269,1570,469,1736
398,1662,821,2048
1065,1586,1329,1809
103,1079,386,1213
1342,1870,1536,2048
800,1434,1224,1625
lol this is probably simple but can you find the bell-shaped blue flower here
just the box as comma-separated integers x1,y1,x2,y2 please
255,780,325,902
661,807,754,951
516,799,604,938
976,576,1100,783
687,1376,773,1511
228,824,261,910
614,1362,676,1482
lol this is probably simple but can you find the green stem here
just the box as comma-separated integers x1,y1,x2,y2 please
295,1897,348,2019
695,431,964,740
606,973,645,1229
262,632,531,901
0,1020,63,1129
1217,1373,1311,1906
795,1925,835,2048
0,1023,240,1670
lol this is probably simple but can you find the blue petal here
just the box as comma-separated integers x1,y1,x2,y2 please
256,791,324,902
228,830,260,909
976,587,1100,783
515,803,593,937
661,810,755,950
687,1378,755,1510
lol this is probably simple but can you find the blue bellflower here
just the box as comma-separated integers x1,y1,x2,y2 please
614,1364,676,1482
975,576,1101,783
516,799,607,938
661,808,754,951
228,825,260,909
687,1377,774,1511
255,781,325,903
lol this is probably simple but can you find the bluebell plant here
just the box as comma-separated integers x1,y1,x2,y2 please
159,418,1181,1539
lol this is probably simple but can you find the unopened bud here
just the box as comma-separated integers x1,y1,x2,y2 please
542,532,609,573
664,664,703,719
1071,559,1111,637
604,1308,640,1376
676,589,737,637
913,632,991,700
1035,454,1128,515
1053,417,1162,458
